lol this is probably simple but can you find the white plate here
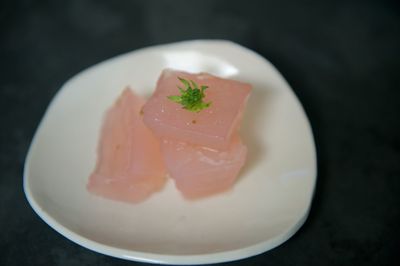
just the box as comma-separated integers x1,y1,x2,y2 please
24,40,317,264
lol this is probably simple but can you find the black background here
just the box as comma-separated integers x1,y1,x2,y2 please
1,0,399,265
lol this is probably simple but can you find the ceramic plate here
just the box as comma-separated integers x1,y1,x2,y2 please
24,40,317,264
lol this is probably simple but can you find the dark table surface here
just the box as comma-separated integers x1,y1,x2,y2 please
1,0,399,265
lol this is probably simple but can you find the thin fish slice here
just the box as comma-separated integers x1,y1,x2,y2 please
88,88,166,203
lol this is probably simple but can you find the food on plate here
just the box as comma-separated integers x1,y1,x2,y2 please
88,69,252,202
87,88,166,203
143,69,252,198
142,69,252,150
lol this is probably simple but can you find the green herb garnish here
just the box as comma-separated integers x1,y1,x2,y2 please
167,77,211,112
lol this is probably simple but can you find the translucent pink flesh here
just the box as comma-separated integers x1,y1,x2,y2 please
161,135,247,199
143,69,252,149
87,89,166,203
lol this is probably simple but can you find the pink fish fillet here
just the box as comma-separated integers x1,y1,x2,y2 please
87,88,166,203
142,69,252,150
161,135,247,199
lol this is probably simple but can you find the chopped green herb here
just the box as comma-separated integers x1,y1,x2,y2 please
167,77,211,112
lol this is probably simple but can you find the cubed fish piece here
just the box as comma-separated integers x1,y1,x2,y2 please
161,135,247,199
142,69,252,149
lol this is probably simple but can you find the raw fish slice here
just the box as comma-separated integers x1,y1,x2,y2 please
88,88,166,203
143,69,252,149
161,135,247,199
